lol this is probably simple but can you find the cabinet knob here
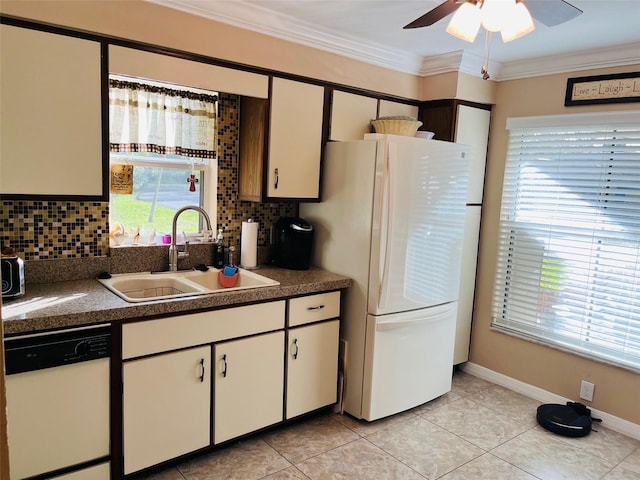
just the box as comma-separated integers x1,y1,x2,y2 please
221,354,228,378
292,338,299,360
274,168,279,189
306,305,325,311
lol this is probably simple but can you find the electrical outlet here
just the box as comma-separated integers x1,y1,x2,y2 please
580,380,595,402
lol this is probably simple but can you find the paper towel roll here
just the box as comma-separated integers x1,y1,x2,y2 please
241,220,259,269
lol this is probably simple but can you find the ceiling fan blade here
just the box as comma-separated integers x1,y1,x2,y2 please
525,0,583,27
403,0,465,29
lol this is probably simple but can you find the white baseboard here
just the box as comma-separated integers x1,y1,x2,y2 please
461,362,640,441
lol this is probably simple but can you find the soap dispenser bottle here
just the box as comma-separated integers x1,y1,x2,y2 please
213,228,226,268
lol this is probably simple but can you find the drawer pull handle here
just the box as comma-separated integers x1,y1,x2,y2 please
274,168,279,189
199,358,205,383
221,354,228,378
292,338,299,360
307,305,325,311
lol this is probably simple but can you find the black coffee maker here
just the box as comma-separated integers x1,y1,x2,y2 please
273,217,314,270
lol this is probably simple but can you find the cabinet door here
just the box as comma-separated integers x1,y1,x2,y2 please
286,320,339,419
123,346,211,474
453,104,490,364
455,104,491,204
378,100,419,120
214,331,284,443
267,77,325,199
52,463,110,480
330,90,378,141
0,24,103,198
454,206,482,364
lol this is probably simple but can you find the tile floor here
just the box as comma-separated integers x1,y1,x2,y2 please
137,370,640,480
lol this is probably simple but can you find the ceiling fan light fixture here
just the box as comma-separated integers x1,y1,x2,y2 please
500,1,535,42
446,1,482,42
480,0,517,32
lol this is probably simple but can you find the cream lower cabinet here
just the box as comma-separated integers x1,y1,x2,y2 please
120,294,341,475
286,320,340,419
52,463,110,480
286,291,341,419
214,331,285,444
123,346,211,475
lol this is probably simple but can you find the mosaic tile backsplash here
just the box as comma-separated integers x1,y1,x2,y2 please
0,201,109,259
0,93,296,262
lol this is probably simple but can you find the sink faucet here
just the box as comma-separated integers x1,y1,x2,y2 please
169,205,213,271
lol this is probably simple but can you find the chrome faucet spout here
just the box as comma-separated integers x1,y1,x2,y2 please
168,206,213,272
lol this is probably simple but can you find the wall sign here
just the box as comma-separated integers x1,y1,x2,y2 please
110,164,134,194
565,72,640,106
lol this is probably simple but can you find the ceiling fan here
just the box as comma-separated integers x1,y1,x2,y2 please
404,0,583,30
404,0,583,79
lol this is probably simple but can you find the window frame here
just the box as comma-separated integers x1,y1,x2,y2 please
491,110,640,372
108,75,218,242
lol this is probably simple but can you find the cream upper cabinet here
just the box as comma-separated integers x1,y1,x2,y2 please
455,104,491,204
109,45,269,98
329,90,378,141
239,77,325,202
378,100,419,120
0,24,103,197
266,77,325,199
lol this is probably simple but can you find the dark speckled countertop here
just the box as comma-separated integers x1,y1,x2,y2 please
2,266,352,336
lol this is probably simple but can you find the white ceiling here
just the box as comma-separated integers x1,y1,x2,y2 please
151,0,640,81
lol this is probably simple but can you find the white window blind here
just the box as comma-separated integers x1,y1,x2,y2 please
492,111,640,371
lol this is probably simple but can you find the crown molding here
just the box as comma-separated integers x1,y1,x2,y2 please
149,0,639,82
493,42,640,81
417,50,502,80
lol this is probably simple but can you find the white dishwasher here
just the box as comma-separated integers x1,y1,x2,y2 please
4,325,111,480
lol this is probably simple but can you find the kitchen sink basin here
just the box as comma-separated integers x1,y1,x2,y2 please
181,268,279,291
98,268,280,303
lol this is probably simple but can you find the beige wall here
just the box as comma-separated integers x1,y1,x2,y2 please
472,64,640,425
419,71,496,104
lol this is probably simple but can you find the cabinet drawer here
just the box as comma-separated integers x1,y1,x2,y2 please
288,291,340,327
123,301,285,359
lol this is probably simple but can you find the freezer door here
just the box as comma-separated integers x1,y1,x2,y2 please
368,136,470,315
361,302,457,421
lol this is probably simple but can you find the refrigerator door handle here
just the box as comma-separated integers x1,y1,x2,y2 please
375,304,455,332
378,142,395,310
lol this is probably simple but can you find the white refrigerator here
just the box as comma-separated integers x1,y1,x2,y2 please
300,134,470,421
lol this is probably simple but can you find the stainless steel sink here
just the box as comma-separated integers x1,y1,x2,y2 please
98,268,279,303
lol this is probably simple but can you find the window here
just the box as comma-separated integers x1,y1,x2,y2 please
108,76,217,244
492,111,640,371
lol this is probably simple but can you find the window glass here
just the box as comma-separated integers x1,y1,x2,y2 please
108,76,217,245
